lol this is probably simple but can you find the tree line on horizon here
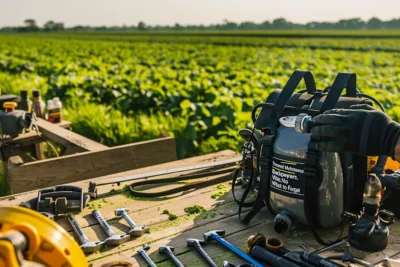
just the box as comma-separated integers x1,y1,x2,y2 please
2,17,400,32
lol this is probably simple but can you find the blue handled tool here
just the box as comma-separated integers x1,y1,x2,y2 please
203,230,263,267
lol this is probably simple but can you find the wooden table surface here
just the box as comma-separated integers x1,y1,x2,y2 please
1,150,399,267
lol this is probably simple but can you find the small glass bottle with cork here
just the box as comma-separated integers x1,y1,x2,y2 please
32,90,46,119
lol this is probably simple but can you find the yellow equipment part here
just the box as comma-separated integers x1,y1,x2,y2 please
3,102,17,109
0,206,88,267
368,156,400,172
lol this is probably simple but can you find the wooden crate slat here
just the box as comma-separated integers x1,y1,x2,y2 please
35,118,108,153
7,137,176,193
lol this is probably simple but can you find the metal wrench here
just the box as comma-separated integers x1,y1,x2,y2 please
313,239,347,255
137,244,157,267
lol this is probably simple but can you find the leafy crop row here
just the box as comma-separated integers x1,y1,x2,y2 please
0,35,399,159
6,33,400,53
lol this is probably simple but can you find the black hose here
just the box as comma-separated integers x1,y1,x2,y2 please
356,93,386,113
251,103,271,123
250,246,300,267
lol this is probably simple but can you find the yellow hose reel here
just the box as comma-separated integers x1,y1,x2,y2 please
0,206,88,267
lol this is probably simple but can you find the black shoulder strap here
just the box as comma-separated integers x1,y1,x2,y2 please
242,70,315,224
320,73,356,113
303,73,357,245
241,135,275,224
271,70,316,119
303,138,331,245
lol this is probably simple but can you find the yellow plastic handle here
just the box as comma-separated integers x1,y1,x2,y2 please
3,102,17,109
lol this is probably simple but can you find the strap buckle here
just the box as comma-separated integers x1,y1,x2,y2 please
304,166,318,178
304,148,319,178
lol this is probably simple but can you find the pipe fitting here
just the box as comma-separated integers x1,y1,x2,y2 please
273,212,293,234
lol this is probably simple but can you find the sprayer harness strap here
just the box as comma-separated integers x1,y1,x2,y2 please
242,70,317,224
241,134,276,224
303,138,326,244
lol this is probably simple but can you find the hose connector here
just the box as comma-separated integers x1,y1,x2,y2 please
274,211,293,234
295,113,312,133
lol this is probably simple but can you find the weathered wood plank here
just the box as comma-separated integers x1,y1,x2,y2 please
3,148,396,266
7,137,177,193
6,131,42,146
87,201,259,265
124,212,344,267
34,142,45,160
35,118,107,153
54,120,72,130
81,192,238,255
58,174,233,232
88,191,392,267
0,150,238,204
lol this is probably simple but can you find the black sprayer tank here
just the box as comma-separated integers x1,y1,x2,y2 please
269,119,344,228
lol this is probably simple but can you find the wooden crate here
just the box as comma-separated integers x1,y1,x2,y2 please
1,118,177,194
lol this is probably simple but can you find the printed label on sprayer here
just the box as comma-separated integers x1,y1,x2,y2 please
270,157,305,199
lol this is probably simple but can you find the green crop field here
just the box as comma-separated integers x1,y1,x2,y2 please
0,31,400,163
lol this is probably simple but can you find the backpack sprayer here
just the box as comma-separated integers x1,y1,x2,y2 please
233,70,398,252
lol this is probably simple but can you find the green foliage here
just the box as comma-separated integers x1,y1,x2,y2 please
64,94,187,147
161,209,178,220
0,163,10,196
184,205,206,214
162,209,170,215
0,34,399,161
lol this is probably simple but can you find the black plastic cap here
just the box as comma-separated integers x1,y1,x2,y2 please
33,90,41,98
274,218,289,234
20,90,28,98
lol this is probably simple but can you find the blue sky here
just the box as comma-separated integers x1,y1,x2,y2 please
1,0,399,27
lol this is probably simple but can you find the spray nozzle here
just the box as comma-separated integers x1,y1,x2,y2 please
278,114,312,133
295,113,312,133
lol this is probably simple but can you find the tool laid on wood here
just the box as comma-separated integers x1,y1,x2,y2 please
92,210,130,246
67,213,104,254
20,185,90,216
115,208,149,237
312,239,347,255
98,261,133,267
0,206,88,267
381,258,400,267
247,234,342,267
187,238,217,267
250,246,300,267
88,157,241,199
222,261,256,267
40,211,55,220
203,230,263,267
325,242,373,267
137,244,157,267
159,246,185,267
249,233,346,267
